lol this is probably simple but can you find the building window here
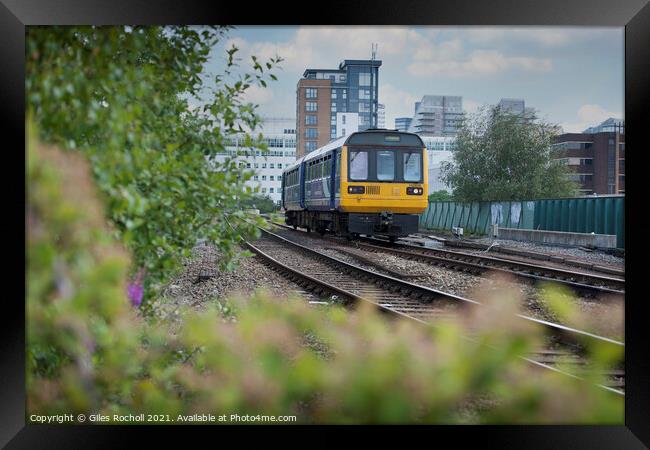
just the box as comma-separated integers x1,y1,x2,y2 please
342,89,347,99
342,115,346,125
331,116,337,125
262,163,267,169
306,142,317,152
306,128,318,139
331,90,337,99
359,72,371,86
349,151,368,181
359,102,370,113
340,75,347,83
270,175,274,181
262,175,267,181
253,175,258,181
306,115,317,125
331,103,337,112
342,128,346,135
359,89,370,100
278,175,282,181
403,152,421,182
278,163,282,169
306,102,317,112
305,88,317,99
254,163,259,169
270,188,274,193
262,188,266,194
270,163,274,169
246,163,251,168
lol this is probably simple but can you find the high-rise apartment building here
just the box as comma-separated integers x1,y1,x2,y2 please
406,95,463,137
335,112,359,139
296,59,382,157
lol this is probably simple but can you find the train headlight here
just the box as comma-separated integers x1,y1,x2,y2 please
407,187,423,195
348,186,365,194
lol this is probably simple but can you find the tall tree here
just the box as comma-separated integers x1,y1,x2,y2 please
441,106,577,202
26,26,282,306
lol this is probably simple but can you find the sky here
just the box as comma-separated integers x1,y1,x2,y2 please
199,26,624,133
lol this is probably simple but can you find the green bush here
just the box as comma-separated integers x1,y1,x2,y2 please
27,137,623,424
428,190,453,202
26,26,281,306
241,194,279,214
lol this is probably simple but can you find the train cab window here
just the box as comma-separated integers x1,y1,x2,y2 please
377,151,395,181
403,152,421,182
349,151,368,181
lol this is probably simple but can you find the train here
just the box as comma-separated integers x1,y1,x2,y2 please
281,129,428,241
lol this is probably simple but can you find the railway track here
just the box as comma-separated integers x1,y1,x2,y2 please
437,236,625,277
246,225,625,395
272,221,625,297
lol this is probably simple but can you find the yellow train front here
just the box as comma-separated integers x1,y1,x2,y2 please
282,130,428,241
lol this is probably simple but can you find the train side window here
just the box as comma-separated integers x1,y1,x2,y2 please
349,151,368,181
403,152,421,182
377,150,395,181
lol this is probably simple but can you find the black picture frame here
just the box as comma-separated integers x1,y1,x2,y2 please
3,0,648,446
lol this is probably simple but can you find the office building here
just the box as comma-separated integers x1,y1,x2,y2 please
395,117,412,132
406,95,463,137
209,118,297,205
422,136,456,193
497,98,535,119
552,125,625,195
296,59,382,157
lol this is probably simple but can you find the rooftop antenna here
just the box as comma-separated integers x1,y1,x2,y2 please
371,43,378,61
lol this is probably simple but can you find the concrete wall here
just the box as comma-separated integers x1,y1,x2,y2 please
496,227,617,249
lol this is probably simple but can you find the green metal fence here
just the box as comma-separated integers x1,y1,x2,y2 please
420,196,625,248
533,196,625,248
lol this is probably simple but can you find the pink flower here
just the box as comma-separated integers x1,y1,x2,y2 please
127,268,145,307
127,282,144,307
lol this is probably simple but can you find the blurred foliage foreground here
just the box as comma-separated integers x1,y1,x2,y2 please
27,139,623,424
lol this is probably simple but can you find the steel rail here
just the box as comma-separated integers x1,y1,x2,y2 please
247,226,624,396
272,221,624,296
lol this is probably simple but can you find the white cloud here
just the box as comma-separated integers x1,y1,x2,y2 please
379,84,419,129
408,49,552,77
226,27,426,73
241,84,275,105
560,104,622,133
463,27,611,47
227,26,555,83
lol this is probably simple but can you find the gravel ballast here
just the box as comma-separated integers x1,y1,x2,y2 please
151,242,319,324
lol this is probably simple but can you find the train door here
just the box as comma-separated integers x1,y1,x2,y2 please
299,162,306,209
329,149,337,209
